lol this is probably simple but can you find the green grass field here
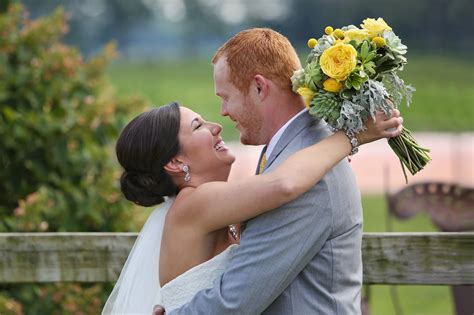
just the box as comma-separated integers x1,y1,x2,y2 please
106,56,466,314
107,54,474,141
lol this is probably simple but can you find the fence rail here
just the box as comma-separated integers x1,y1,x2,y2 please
1,232,473,285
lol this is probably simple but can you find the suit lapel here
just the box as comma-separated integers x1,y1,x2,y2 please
264,111,319,172
243,112,319,232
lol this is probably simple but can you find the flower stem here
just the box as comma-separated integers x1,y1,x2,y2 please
388,127,431,182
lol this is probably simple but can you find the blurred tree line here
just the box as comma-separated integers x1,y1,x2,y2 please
275,0,474,54
8,0,474,58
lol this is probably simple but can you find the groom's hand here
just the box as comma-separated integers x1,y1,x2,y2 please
153,304,166,315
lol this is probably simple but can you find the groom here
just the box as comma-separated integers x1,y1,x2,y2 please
156,28,364,314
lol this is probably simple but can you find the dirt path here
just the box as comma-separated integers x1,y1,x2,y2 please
227,132,474,194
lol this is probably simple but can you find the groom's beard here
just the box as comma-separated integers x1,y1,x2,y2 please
238,99,265,146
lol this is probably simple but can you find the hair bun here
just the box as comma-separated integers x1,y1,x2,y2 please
116,103,181,207
120,171,165,207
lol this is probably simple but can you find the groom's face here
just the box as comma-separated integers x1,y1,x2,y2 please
213,58,265,145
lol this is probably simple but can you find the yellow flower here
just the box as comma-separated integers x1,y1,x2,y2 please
319,43,357,81
307,38,318,49
323,78,343,92
325,26,334,35
333,28,344,39
372,36,386,47
297,87,316,108
361,18,392,38
344,28,370,43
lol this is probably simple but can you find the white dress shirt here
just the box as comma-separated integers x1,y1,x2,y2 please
265,108,308,158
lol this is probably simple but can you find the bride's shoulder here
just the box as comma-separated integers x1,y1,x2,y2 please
164,191,213,241
167,180,228,231
166,188,202,225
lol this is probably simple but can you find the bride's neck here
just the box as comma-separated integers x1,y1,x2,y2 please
180,168,231,188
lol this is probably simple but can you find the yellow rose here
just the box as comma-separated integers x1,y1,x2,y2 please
361,18,392,38
323,78,343,92
296,87,316,108
344,28,370,43
319,43,357,81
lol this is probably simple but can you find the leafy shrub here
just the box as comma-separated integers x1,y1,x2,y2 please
0,3,148,313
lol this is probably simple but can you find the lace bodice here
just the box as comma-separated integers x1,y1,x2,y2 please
156,244,238,312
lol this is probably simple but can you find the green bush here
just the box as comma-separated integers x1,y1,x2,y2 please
0,3,148,313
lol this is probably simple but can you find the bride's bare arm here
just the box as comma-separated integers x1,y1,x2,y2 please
177,111,402,234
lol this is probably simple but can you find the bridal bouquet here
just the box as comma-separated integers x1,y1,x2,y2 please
291,18,431,182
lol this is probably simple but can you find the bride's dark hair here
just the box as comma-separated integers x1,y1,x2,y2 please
116,102,181,206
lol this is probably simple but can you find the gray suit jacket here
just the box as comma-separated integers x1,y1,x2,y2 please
169,111,363,314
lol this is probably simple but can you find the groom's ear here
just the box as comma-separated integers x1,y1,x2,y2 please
163,157,183,175
253,75,269,100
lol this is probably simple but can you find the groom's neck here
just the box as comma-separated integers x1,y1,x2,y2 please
262,97,305,145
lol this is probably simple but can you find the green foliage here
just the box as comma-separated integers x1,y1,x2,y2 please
383,72,415,108
309,92,341,125
2,283,110,315
303,61,323,91
374,32,408,73
345,67,368,91
358,41,377,76
0,3,148,312
0,294,23,315
0,3,147,232
344,40,378,91
290,68,305,92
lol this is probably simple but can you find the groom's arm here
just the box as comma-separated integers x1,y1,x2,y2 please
167,176,333,314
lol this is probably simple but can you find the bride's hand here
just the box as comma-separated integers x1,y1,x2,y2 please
357,109,403,145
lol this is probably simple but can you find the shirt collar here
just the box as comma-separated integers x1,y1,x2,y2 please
265,108,308,159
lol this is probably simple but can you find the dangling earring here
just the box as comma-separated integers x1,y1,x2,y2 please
183,165,191,182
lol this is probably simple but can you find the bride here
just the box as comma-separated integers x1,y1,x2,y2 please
102,102,402,314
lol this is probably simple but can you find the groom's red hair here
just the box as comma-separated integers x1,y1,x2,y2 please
212,28,301,94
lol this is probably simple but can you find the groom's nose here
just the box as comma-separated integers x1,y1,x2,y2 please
220,103,229,117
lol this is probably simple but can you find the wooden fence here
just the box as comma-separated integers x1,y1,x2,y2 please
0,232,473,285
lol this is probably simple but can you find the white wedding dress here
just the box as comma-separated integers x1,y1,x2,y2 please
159,243,238,311
102,197,238,314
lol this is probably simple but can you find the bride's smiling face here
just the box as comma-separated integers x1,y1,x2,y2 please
177,106,235,181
